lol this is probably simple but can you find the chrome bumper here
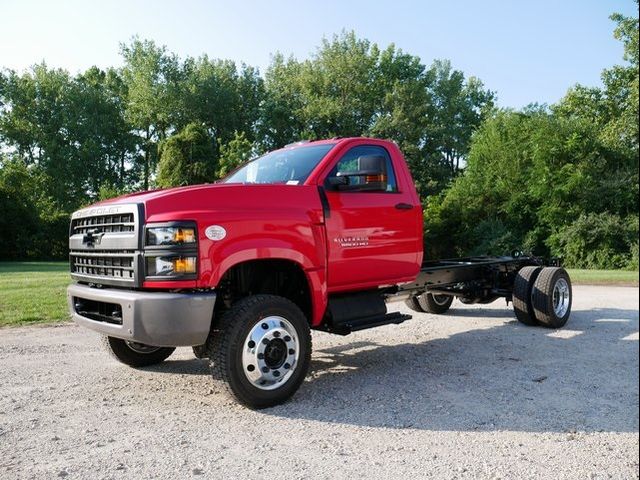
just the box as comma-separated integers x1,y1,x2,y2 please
67,283,216,347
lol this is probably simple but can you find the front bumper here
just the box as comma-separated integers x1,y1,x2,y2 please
67,283,216,347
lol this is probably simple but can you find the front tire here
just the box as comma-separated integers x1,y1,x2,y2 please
101,336,175,367
208,295,312,409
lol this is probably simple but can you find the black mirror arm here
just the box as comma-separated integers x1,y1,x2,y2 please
327,176,349,187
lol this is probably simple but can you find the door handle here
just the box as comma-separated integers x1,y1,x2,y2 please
395,203,413,210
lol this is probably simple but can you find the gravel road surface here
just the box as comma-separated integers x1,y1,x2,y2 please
0,285,638,479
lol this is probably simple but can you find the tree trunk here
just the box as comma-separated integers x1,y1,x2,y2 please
144,148,149,191
143,127,151,190
120,151,125,186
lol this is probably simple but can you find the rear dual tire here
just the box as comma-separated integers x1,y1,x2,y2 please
513,266,542,326
404,296,424,312
405,293,453,314
532,267,572,328
418,293,454,314
513,266,572,328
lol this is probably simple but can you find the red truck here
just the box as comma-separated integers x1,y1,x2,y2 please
67,137,572,408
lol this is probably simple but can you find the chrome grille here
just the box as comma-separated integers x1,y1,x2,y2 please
69,203,142,286
70,251,136,282
71,213,135,234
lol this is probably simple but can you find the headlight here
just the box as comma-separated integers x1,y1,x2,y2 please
146,255,197,277
146,227,196,246
144,222,198,280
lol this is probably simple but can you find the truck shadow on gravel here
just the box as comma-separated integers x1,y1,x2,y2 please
263,307,639,433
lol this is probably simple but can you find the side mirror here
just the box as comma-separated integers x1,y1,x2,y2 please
325,155,389,191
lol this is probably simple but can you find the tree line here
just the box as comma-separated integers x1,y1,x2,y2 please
0,5,637,269
424,7,638,269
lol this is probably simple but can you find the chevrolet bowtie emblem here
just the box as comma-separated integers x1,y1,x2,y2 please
82,229,105,246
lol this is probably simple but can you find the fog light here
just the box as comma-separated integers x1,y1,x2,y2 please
146,256,197,277
174,257,196,274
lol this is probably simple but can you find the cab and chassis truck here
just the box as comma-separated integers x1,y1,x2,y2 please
67,137,573,408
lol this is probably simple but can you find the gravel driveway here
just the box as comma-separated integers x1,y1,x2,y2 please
0,285,638,479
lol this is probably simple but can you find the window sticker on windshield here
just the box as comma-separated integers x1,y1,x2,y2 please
286,180,299,185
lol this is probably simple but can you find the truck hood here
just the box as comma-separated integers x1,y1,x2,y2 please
95,183,222,207
94,183,323,223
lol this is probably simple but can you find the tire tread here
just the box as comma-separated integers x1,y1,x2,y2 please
418,293,453,314
207,294,312,408
532,267,571,329
101,336,175,367
404,296,425,313
513,266,542,326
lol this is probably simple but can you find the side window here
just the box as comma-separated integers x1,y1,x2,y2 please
326,145,398,193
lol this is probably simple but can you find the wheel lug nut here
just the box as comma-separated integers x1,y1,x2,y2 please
273,370,280,377
262,338,269,345
284,363,290,369
284,335,291,342
262,366,269,373
288,349,295,355
257,353,264,360
273,331,280,338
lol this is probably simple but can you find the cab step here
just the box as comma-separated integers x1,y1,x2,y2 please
328,312,412,335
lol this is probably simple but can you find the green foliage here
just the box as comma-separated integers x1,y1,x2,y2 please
0,159,39,259
97,183,129,202
468,219,517,257
118,38,264,189
424,8,639,269
156,123,216,188
547,213,638,270
0,64,134,210
424,106,639,266
0,157,68,260
629,242,639,271
217,131,254,178
119,38,183,189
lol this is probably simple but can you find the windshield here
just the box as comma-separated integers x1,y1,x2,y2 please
223,143,335,185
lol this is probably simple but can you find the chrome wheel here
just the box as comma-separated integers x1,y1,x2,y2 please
432,294,451,306
125,341,161,354
241,316,300,391
553,278,570,317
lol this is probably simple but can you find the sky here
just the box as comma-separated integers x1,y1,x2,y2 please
0,0,637,109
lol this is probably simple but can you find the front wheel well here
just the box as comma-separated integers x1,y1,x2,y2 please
215,259,312,323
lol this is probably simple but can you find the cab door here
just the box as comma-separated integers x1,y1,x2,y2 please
322,144,421,291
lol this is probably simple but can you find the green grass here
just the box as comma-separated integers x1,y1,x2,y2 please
0,262,71,327
567,268,638,286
